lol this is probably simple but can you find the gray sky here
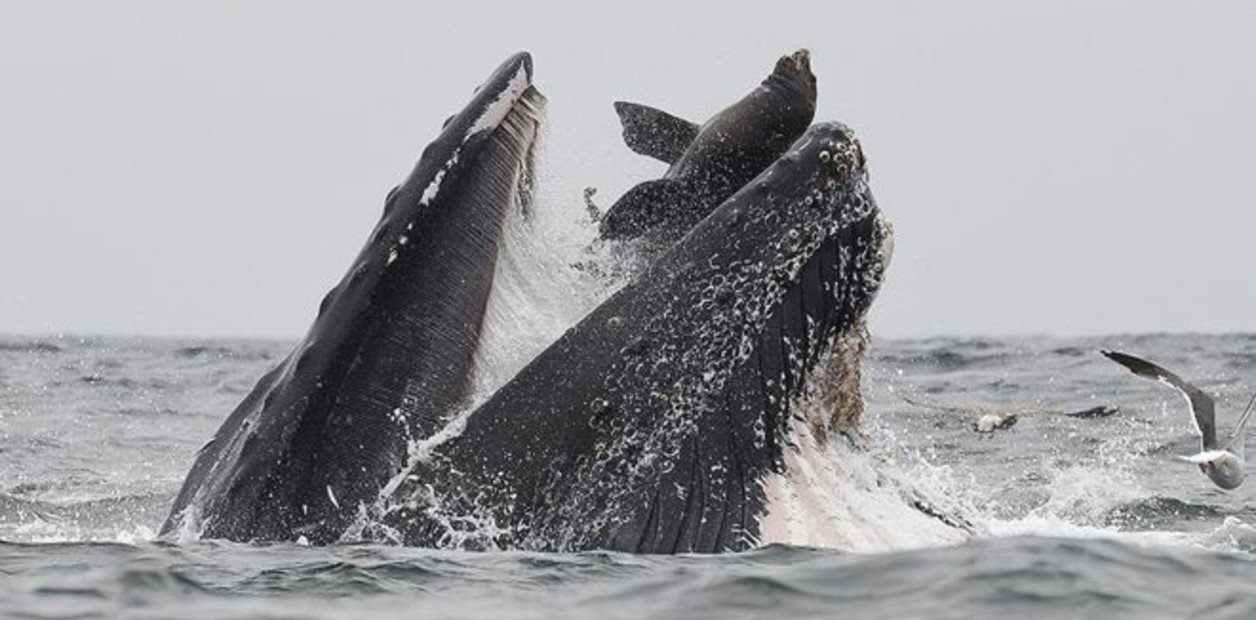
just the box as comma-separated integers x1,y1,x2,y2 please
1,1,1253,339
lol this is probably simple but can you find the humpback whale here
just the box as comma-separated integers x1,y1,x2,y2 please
161,52,546,542
162,51,933,552
380,122,899,552
598,49,816,244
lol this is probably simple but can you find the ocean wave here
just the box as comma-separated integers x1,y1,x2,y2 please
0,340,63,354
1103,496,1226,530
172,345,278,361
2,538,1254,619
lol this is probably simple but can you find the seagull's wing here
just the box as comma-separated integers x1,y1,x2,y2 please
1020,405,1120,419
999,404,1042,417
1176,450,1229,464
1101,350,1216,450
902,397,981,417
1224,391,1256,458
1061,405,1121,419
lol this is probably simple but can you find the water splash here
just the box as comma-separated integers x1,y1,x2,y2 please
466,136,630,405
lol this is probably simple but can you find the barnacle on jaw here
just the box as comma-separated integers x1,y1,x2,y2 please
829,140,862,180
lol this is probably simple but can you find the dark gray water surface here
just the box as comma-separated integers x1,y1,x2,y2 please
3,334,1256,619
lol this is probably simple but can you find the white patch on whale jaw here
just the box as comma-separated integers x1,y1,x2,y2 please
414,64,531,210
411,65,530,213
419,154,457,208
469,64,533,136
756,415,972,552
385,77,546,273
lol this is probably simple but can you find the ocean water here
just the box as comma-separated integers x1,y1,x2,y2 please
4,333,1256,619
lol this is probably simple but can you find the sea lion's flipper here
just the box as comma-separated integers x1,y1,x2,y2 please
598,178,692,240
614,102,700,164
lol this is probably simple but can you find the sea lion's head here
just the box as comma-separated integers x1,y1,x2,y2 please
770,48,817,107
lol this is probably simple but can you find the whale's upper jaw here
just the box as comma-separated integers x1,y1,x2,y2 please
161,53,547,544
436,51,536,149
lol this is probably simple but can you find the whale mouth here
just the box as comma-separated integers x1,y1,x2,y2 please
370,122,894,553
163,50,897,552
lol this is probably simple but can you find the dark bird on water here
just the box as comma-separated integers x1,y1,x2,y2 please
903,397,1119,434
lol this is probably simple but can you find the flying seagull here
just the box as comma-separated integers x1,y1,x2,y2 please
903,397,1119,434
1101,350,1256,490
